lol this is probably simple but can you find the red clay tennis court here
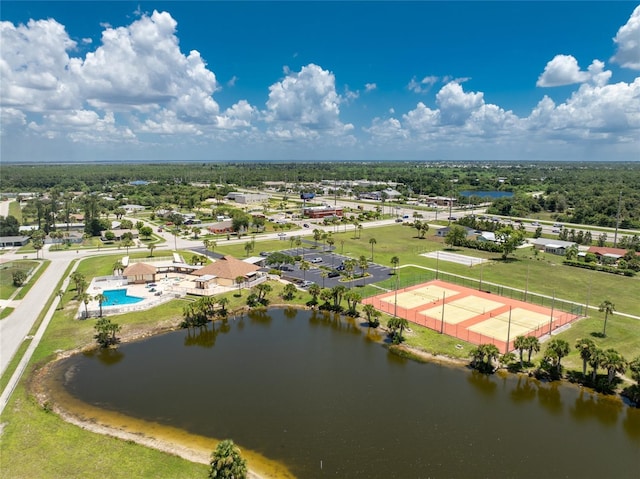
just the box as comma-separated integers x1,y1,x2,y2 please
363,279,581,353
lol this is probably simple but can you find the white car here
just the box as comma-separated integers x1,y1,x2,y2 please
310,257,323,263
300,280,314,288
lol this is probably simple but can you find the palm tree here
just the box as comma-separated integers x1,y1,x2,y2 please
369,237,377,261
147,244,156,257
469,343,501,373
56,289,65,310
588,347,605,383
601,348,626,386
575,338,596,376
312,229,322,247
359,255,369,286
387,316,409,344
363,304,380,327
524,336,540,363
330,285,347,309
344,289,362,316
94,293,107,317
235,276,245,296
598,299,615,337
295,236,302,255
299,260,310,280
544,338,570,376
308,283,321,304
217,297,229,316
357,223,363,239
71,271,86,292
391,256,400,275
122,237,135,255
282,282,297,300
80,292,92,319
514,335,528,367
254,283,272,302
208,439,247,479
343,258,357,288
112,261,124,276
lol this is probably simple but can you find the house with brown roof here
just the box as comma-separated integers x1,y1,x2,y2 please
123,262,157,284
192,255,262,287
587,246,640,264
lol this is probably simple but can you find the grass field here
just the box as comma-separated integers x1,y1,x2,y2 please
0,260,40,300
217,224,640,316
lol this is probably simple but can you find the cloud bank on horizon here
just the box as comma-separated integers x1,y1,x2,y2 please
1,3,639,162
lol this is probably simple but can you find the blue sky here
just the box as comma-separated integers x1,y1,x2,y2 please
1,1,639,163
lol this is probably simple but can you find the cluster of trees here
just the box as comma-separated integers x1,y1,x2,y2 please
0,215,20,236
182,296,230,329
94,318,121,348
443,224,525,260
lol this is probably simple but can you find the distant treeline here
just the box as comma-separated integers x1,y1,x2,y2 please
1,161,639,229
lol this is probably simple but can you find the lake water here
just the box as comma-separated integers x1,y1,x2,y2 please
54,309,639,478
460,190,514,199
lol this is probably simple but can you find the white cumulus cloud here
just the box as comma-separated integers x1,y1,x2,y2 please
264,63,353,138
611,5,640,70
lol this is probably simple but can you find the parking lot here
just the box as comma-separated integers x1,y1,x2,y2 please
275,247,392,289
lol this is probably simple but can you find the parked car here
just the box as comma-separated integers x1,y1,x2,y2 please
328,270,340,278
300,280,314,288
259,251,269,257
311,257,323,263
395,218,403,223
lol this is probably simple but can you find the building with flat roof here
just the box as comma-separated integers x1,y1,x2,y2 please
303,206,343,218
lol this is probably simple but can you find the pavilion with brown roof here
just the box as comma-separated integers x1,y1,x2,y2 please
123,262,157,284
192,255,261,287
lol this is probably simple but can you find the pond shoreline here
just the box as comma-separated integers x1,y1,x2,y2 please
28,304,634,479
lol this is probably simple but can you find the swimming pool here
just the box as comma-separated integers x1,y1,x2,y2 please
102,288,144,306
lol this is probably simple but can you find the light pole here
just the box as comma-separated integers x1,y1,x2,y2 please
440,291,446,334
548,291,556,336
393,272,399,318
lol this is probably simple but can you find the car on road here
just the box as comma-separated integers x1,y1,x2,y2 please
447,216,457,221
303,223,310,228
395,218,403,223
277,232,287,237
311,257,323,263
531,221,540,226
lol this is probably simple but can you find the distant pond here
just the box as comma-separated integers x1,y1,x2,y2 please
460,190,514,199
53,309,639,478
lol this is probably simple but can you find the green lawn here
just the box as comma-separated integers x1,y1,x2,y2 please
0,260,41,300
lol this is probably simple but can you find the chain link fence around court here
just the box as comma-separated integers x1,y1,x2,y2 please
374,297,580,353
364,269,586,322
